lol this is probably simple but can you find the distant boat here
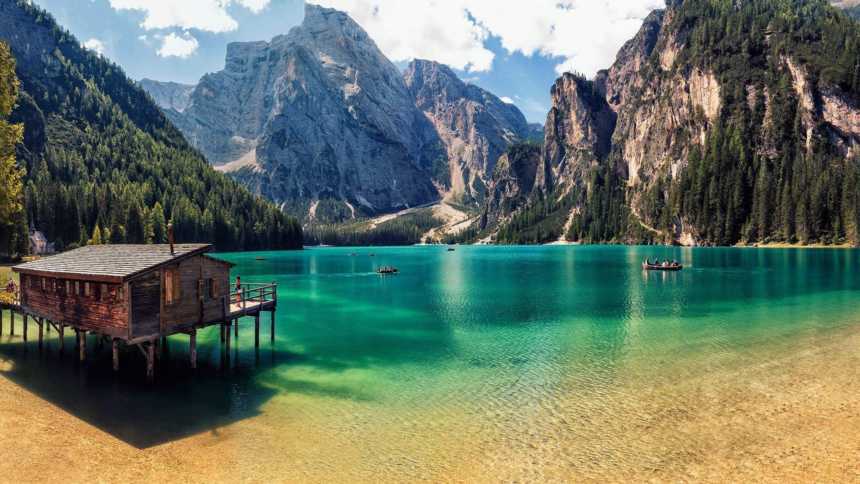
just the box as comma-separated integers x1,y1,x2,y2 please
377,266,399,275
447,247,456,252
642,261,682,271
255,256,266,260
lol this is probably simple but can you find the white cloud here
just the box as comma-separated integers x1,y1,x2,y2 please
237,0,271,13
157,32,200,58
108,0,271,33
313,0,663,77
82,38,105,55
500,96,514,104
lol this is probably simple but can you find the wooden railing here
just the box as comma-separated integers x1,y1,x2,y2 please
229,282,277,311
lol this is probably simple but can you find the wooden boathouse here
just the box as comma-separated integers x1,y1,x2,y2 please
2,242,277,379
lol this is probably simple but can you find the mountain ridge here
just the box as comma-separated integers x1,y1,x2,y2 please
142,4,531,224
478,0,860,247
404,58,530,205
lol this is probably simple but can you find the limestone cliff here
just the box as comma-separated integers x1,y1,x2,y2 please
480,143,542,230
138,79,195,113
404,59,529,205
147,4,443,219
143,5,528,222
482,0,860,246
537,73,616,194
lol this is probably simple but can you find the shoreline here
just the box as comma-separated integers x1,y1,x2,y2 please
735,242,856,249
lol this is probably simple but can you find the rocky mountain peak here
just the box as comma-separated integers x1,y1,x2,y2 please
404,59,470,108
600,9,665,111
404,58,530,204
538,73,616,192
294,3,370,41
279,3,408,104
141,4,530,221
138,79,195,113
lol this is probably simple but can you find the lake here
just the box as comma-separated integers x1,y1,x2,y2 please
1,245,859,481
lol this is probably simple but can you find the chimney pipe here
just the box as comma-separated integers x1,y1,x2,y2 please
168,223,175,255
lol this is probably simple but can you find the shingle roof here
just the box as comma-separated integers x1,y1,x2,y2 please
13,244,213,283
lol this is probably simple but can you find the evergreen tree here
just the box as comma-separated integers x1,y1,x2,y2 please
149,201,167,243
88,225,103,245
125,203,146,244
0,41,25,259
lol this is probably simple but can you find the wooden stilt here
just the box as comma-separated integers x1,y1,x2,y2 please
59,324,65,352
22,313,28,342
38,318,43,349
225,320,232,353
220,323,225,343
254,313,260,348
78,330,86,362
234,318,239,338
270,310,275,342
9,311,14,336
0,308,4,336
190,331,197,369
146,342,155,381
112,339,119,372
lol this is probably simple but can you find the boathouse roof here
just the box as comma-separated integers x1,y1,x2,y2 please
13,244,227,283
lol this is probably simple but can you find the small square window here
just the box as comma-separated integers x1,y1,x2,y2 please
165,268,180,305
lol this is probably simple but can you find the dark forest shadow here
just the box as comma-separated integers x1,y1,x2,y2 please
0,328,314,449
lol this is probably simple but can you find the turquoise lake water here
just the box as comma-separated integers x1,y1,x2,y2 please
1,245,858,477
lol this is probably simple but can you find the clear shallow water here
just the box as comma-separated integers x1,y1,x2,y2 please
1,245,859,477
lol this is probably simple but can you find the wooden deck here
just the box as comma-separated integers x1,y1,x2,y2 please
228,283,277,318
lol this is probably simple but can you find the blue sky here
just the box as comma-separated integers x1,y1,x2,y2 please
33,0,663,123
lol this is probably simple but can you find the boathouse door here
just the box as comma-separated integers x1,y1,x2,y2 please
131,271,161,338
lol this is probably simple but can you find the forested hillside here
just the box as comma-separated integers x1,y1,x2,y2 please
481,0,860,247
0,40,24,258
631,0,860,246
0,0,302,255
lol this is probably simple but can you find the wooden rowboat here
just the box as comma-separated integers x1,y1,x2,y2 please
642,262,683,271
